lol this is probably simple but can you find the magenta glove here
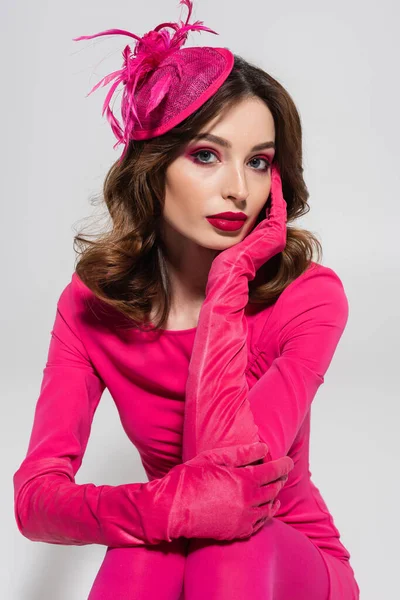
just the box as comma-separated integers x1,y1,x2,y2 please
182,163,287,462
13,440,290,546
168,442,292,540
182,160,349,475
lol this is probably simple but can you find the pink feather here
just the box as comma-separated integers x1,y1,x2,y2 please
73,0,220,154
145,72,173,118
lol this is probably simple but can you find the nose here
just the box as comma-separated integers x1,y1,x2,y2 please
223,164,249,203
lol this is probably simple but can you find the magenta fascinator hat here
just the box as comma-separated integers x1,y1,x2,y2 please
73,0,234,161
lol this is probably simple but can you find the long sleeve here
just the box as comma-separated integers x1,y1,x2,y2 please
13,282,190,547
182,262,349,463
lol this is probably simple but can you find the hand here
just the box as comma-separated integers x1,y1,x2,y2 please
209,163,287,282
168,442,294,541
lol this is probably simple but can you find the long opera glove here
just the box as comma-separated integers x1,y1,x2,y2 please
182,163,287,462
182,163,349,464
12,283,286,546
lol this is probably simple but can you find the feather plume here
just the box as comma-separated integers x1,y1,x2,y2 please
73,1,219,159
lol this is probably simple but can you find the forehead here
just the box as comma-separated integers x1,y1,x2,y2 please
201,98,275,141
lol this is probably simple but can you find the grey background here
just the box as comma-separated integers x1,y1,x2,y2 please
2,0,399,598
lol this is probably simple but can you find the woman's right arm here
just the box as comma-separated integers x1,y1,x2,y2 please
12,281,175,547
13,279,280,547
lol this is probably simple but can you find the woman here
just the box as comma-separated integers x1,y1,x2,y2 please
12,1,360,598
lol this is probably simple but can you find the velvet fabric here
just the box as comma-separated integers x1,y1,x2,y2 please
183,163,288,461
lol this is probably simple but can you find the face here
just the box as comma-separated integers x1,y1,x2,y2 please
162,97,276,253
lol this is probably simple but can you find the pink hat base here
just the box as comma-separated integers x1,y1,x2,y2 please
131,46,234,140
73,1,235,159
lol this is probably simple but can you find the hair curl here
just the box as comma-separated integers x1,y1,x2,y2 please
73,54,322,332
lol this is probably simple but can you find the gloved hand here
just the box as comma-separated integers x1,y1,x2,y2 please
14,441,292,546
208,162,287,283
167,442,293,541
183,163,287,462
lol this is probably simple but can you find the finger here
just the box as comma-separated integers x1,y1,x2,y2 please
246,455,294,485
253,476,288,506
204,442,269,467
268,163,287,223
252,498,280,529
269,498,281,518
228,442,270,467
252,515,268,534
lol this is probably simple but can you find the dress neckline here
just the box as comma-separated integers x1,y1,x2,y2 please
149,324,198,335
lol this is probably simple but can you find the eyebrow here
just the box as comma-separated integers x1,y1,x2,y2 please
191,133,275,152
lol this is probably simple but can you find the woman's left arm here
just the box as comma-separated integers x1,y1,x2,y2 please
183,262,349,464
237,265,349,461
182,163,285,463
182,164,349,465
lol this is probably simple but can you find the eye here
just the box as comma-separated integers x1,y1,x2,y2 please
249,157,271,171
191,150,218,164
191,150,271,172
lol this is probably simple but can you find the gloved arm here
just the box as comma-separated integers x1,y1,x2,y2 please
12,283,171,547
13,280,287,546
182,164,348,463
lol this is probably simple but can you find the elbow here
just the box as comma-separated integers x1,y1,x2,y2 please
13,478,42,542
13,457,76,543
13,474,57,543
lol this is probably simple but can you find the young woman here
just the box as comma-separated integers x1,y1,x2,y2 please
12,1,360,598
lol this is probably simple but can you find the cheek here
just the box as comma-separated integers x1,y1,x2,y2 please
166,157,202,188
163,187,202,227
165,173,204,214
165,166,201,205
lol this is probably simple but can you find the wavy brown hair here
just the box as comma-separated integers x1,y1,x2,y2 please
73,54,322,332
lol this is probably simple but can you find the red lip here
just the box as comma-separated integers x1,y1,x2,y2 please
206,211,247,221
206,217,246,232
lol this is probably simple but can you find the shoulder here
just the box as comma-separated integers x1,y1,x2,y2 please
55,271,99,334
254,262,349,352
56,271,92,311
57,272,130,337
277,261,349,319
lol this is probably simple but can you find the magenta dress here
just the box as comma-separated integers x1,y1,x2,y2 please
13,261,360,599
